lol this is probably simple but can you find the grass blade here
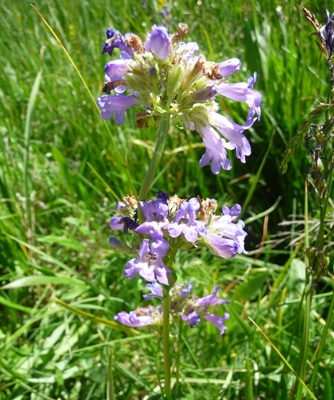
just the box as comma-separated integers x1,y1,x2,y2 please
240,131,275,219
248,317,318,400
30,4,137,195
1,275,86,289
53,297,139,336
24,69,42,201
107,349,115,400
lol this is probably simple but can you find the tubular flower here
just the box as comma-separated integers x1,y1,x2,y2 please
124,239,171,285
97,23,261,173
114,306,162,328
128,281,230,335
108,191,247,270
320,10,334,59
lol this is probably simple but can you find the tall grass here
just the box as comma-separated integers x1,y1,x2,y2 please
0,1,333,399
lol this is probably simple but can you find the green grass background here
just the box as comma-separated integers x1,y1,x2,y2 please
0,0,333,399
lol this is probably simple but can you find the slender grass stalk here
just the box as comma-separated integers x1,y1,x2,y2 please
307,289,334,396
163,286,172,400
107,348,115,400
175,319,183,398
295,178,310,400
31,5,137,195
249,318,318,400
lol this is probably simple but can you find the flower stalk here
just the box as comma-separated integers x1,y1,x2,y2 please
138,118,170,223
162,286,172,399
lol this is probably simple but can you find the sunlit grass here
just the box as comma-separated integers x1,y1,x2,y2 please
0,1,333,399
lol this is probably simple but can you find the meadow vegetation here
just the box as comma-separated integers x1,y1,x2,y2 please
0,0,333,399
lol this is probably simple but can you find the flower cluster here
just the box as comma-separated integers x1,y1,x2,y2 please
97,24,261,174
115,281,230,336
109,191,247,286
321,10,334,59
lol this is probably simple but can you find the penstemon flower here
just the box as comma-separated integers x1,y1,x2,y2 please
124,238,171,285
97,21,261,395
97,23,261,174
114,281,230,336
109,191,247,285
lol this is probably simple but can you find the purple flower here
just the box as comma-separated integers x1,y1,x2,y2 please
109,216,138,234
192,85,218,102
206,234,239,258
208,110,256,163
146,26,170,59
96,94,140,124
157,190,169,203
159,3,171,19
180,310,201,327
143,280,164,300
104,59,129,81
199,125,233,174
124,239,171,285
178,41,199,59
204,205,247,258
218,58,241,77
134,200,169,240
102,29,134,56
168,198,207,242
114,306,162,327
181,286,230,335
195,285,229,307
217,72,261,119
222,204,241,219
202,312,229,336
181,281,192,299
109,216,124,231
109,237,133,255
322,10,334,58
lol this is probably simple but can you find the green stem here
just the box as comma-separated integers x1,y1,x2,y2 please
138,118,170,223
175,319,183,398
295,179,310,400
156,339,165,398
163,287,172,400
307,288,334,397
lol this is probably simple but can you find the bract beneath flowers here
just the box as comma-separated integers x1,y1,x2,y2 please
97,23,261,174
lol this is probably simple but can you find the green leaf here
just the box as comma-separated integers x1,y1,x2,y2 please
23,69,42,200
288,259,305,297
53,297,139,336
0,295,35,313
325,371,333,400
1,275,86,289
37,234,88,252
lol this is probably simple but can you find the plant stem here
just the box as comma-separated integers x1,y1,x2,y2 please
307,288,334,396
156,339,165,398
175,319,183,398
138,118,170,223
295,179,310,400
163,286,172,400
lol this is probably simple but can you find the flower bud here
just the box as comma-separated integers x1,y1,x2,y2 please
149,26,170,59
109,237,133,255
192,85,218,101
321,255,330,268
148,66,159,85
219,58,241,77
167,65,183,100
